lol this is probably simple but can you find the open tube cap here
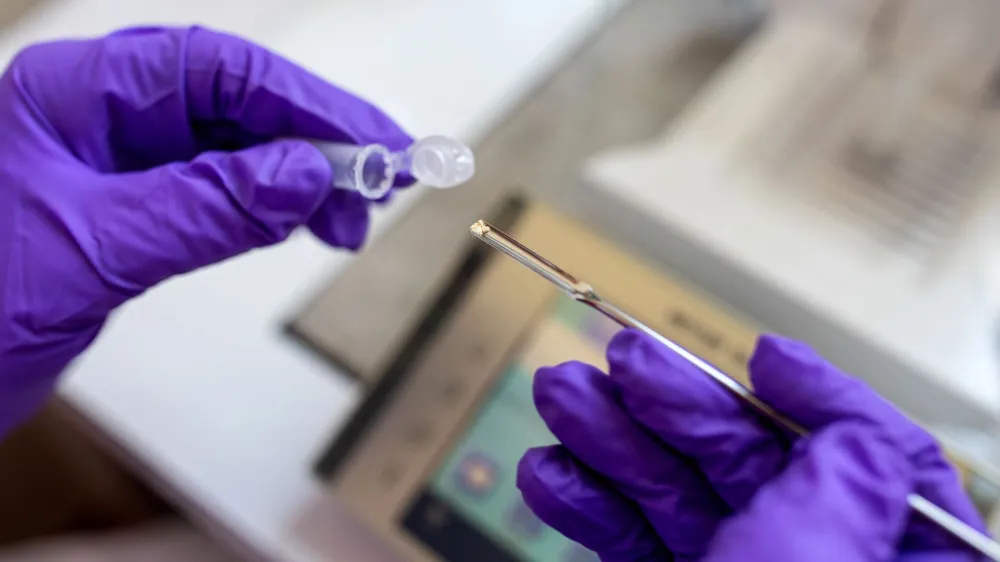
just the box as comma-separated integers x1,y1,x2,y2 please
407,136,476,189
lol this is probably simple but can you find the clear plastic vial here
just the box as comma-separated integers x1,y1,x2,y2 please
312,135,476,200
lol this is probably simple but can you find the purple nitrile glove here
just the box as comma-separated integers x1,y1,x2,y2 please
0,26,415,438
518,330,988,561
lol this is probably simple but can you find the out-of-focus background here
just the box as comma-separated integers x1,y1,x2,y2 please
1,0,999,560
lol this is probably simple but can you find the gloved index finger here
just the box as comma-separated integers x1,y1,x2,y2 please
607,329,789,509
749,335,933,459
183,27,415,152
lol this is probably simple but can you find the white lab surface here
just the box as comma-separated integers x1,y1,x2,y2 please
0,0,623,559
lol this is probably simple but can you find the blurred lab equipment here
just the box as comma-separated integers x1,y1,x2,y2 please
313,136,475,200
578,0,1000,459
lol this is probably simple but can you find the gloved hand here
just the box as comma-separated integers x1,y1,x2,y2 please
0,27,414,437
518,330,987,561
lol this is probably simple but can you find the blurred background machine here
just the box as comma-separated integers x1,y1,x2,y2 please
290,1,1000,559
576,0,1000,456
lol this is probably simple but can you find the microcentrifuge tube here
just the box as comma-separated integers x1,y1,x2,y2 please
312,136,475,200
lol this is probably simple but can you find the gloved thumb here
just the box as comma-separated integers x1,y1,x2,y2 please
88,139,365,295
704,423,913,562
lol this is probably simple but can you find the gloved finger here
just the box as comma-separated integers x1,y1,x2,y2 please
749,334,986,550
607,329,788,507
306,189,370,250
534,361,729,558
184,26,416,193
86,139,348,293
13,26,415,187
517,446,671,562
750,335,921,439
703,423,913,562
183,27,416,162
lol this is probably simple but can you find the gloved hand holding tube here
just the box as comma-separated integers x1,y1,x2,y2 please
0,26,419,438
518,331,989,561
